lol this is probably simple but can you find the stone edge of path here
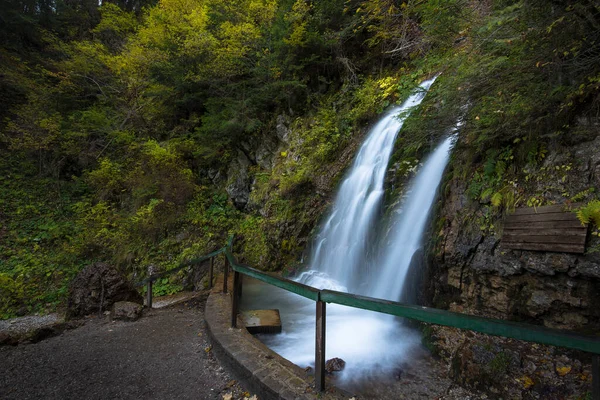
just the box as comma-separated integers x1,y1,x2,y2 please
205,281,351,400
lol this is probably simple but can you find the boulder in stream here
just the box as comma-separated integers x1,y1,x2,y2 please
325,357,346,373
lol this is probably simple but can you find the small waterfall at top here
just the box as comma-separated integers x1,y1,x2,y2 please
297,76,438,295
241,76,457,384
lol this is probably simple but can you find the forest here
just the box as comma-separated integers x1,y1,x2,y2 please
1,0,599,322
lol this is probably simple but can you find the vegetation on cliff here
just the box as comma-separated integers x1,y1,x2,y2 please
1,0,599,320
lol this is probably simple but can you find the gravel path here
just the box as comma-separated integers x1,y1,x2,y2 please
0,295,250,400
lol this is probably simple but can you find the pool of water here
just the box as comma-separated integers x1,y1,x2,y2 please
240,276,431,390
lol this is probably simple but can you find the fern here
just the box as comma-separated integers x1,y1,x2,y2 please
467,173,483,200
491,192,503,207
483,157,497,177
480,187,495,202
576,200,600,226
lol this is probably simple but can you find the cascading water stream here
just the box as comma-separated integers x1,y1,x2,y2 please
371,135,455,303
296,76,438,294
242,77,456,384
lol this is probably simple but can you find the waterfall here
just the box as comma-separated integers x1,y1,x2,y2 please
297,76,438,294
241,77,457,383
371,136,455,303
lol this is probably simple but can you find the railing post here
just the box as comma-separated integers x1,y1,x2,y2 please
231,271,240,328
593,354,599,400
315,298,326,392
223,254,229,294
146,280,153,309
209,256,214,288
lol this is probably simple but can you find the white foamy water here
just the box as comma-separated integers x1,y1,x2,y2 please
242,77,457,384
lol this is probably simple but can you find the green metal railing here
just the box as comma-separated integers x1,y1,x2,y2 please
136,247,225,308
141,238,600,398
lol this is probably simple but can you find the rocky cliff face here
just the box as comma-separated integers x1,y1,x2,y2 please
430,130,600,331
420,124,600,399
223,114,363,271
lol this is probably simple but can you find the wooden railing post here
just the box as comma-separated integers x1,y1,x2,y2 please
209,256,214,288
315,298,326,392
231,271,240,328
593,354,599,400
223,255,229,294
146,280,153,309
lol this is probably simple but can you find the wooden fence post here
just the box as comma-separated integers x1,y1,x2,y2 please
315,299,326,392
231,271,240,328
209,256,214,288
593,354,599,400
146,280,153,309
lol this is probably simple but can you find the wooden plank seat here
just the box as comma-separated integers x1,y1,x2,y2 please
240,309,282,334
502,204,588,253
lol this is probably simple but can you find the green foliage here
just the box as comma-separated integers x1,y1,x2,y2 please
489,351,512,375
0,274,25,319
235,216,270,268
577,200,600,239
142,277,182,297
2,0,599,318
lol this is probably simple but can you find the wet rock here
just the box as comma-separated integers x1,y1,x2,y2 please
276,114,291,143
432,325,593,399
433,131,600,316
111,301,143,321
526,290,554,317
67,262,143,319
255,135,278,170
569,260,600,279
226,150,252,210
471,236,522,276
207,168,223,184
325,357,346,373
522,253,573,276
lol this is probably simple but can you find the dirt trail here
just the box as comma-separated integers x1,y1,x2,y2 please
0,295,250,400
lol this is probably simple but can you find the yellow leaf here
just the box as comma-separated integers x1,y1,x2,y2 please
517,375,534,389
556,366,572,376
222,394,232,400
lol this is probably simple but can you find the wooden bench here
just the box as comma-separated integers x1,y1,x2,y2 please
502,204,588,253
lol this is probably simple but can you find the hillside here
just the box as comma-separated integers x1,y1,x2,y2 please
1,0,599,337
